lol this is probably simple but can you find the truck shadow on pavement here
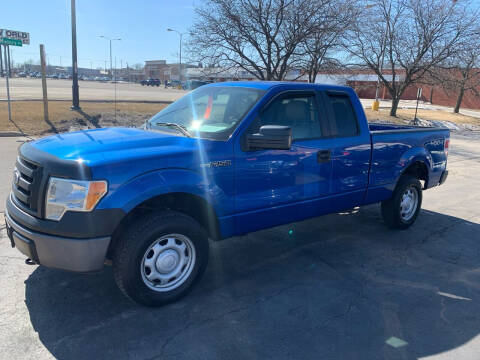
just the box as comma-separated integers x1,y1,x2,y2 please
24,206,480,360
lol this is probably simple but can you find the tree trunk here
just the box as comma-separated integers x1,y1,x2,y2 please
429,87,434,104
390,97,400,117
454,87,465,113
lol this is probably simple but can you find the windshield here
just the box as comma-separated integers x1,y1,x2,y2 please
147,86,264,139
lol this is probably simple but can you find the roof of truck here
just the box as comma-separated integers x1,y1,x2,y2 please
206,81,352,92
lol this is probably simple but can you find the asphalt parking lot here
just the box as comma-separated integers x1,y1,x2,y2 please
0,132,479,360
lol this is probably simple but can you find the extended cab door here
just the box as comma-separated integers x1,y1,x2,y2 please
320,90,371,208
233,90,336,234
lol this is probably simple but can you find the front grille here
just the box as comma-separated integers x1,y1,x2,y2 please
12,156,43,216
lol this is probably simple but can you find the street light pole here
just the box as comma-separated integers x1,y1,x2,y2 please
71,0,81,110
100,35,121,80
167,28,186,82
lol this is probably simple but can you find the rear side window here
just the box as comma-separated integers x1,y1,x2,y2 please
327,93,359,137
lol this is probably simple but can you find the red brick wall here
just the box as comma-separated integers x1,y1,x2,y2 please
348,81,480,110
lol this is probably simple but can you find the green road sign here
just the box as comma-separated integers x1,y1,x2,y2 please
0,38,22,47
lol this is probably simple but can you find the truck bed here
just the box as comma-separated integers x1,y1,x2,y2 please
366,123,450,202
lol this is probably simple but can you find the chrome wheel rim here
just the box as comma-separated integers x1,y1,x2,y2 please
400,187,418,222
141,234,196,292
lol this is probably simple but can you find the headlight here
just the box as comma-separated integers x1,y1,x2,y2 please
45,177,108,221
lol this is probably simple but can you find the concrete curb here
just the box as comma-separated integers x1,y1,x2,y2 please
0,131,26,137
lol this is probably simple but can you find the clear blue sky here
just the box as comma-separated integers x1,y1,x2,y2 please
2,0,198,69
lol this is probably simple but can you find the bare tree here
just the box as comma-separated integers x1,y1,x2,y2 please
429,33,480,113
187,0,335,81
300,0,357,83
346,0,476,116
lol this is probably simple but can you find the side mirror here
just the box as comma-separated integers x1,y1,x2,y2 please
246,125,292,150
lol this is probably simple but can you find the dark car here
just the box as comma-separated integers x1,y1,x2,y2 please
141,78,160,86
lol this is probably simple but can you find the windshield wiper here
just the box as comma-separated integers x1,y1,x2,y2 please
153,122,192,137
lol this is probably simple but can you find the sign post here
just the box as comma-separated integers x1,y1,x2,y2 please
3,45,12,121
0,29,30,123
414,87,422,125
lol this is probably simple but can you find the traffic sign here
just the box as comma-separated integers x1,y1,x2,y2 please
0,38,22,47
0,29,30,45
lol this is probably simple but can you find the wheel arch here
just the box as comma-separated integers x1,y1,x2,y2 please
401,160,429,189
395,147,432,190
107,192,221,259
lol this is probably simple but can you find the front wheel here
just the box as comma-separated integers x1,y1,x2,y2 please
113,211,209,306
381,175,422,229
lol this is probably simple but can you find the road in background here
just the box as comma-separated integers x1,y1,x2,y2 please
0,78,186,102
0,133,479,359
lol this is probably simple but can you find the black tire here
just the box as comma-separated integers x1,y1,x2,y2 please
381,175,422,229
113,211,209,306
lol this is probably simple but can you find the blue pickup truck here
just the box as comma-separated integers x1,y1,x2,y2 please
5,82,449,306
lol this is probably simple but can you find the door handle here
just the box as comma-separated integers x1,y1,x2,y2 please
317,150,331,163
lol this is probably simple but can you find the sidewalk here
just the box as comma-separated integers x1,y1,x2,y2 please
360,98,480,119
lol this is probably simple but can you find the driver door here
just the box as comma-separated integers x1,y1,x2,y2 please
233,91,334,234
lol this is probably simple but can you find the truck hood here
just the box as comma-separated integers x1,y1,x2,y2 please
30,127,197,164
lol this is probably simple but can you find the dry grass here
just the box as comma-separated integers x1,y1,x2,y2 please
364,107,480,127
0,101,167,135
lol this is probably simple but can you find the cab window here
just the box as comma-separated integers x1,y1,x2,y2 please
249,94,324,140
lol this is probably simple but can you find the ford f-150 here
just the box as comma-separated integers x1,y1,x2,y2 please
5,82,449,306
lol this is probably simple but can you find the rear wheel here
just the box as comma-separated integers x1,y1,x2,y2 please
381,175,422,229
113,211,209,306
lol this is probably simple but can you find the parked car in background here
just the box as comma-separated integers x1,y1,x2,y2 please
141,78,161,86
5,82,450,306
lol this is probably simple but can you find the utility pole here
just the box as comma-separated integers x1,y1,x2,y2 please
40,44,49,123
70,0,81,110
